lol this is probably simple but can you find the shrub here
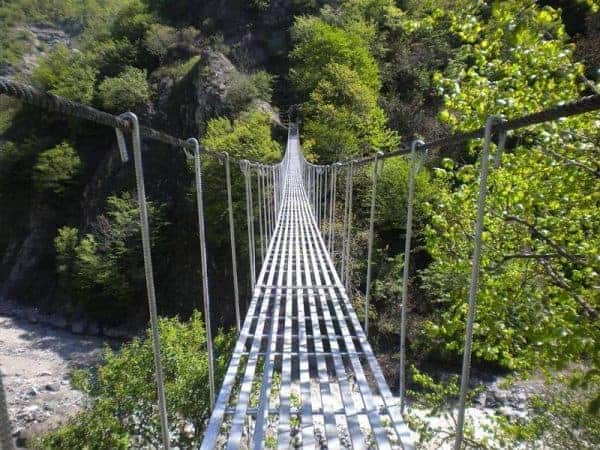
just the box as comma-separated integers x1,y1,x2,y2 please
33,142,82,196
34,313,236,448
32,45,97,103
54,192,166,321
225,70,274,111
200,109,281,249
98,66,151,111
143,23,176,62
0,27,34,66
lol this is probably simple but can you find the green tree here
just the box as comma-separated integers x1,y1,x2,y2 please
290,16,380,94
225,70,274,112
302,62,398,160
33,142,82,196
200,109,281,248
143,23,176,62
98,66,151,111
32,45,97,103
54,192,166,321
35,313,236,448
417,0,600,382
291,11,398,160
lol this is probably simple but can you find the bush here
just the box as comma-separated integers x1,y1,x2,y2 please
374,156,437,231
34,313,236,448
200,109,281,249
0,27,34,66
33,142,82,196
143,23,176,62
54,192,166,321
32,45,97,103
98,66,151,111
499,374,600,449
225,70,274,111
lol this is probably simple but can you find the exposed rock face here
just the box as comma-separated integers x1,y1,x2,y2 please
2,23,72,78
0,206,57,305
193,49,237,133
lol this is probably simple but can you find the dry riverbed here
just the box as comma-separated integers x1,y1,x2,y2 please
0,301,112,448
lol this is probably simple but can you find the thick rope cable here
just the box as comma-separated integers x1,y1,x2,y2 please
224,153,241,332
454,118,507,450
2,77,599,169
116,113,170,449
0,77,267,166
186,138,216,410
364,152,384,338
398,140,425,412
0,368,13,450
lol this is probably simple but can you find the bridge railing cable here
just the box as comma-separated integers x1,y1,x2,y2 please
115,113,171,449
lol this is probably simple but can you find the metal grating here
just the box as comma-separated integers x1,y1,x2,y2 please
201,134,415,449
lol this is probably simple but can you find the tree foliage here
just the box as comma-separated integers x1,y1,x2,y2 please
414,0,599,407
200,109,281,249
97,65,151,111
55,192,167,322
290,7,399,160
33,142,82,196
35,313,236,448
32,45,97,103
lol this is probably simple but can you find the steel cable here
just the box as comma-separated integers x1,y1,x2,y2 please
364,153,384,338
398,140,425,412
116,113,171,449
187,138,216,410
454,118,507,450
224,153,241,332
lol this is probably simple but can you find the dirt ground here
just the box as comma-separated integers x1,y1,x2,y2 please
0,306,108,448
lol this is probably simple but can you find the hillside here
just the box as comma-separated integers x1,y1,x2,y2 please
0,0,599,448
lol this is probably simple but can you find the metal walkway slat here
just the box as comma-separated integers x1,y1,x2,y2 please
201,132,415,449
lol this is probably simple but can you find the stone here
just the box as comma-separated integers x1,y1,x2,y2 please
45,383,60,392
26,309,39,324
475,391,487,408
27,387,38,397
14,421,55,447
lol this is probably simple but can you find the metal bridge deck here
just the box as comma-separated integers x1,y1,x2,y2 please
201,134,414,449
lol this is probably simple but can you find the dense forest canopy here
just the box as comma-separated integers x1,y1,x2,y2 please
0,0,599,448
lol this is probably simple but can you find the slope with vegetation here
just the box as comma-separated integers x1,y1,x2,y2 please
0,0,599,448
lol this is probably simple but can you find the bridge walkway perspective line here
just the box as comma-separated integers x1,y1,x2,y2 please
200,128,415,449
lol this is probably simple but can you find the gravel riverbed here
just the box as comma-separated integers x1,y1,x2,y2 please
0,301,111,448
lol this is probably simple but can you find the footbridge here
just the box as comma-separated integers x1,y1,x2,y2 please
0,77,598,450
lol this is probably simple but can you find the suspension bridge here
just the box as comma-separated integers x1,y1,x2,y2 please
0,77,599,450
